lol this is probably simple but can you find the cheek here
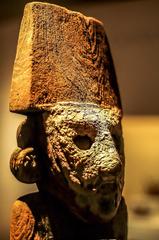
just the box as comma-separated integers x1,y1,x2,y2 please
44,129,78,175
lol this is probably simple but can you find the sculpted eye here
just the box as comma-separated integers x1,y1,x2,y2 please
73,135,93,150
71,122,97,150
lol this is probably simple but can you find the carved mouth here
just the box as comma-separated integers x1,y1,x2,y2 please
94,181,120,218
74,178,120,221
90,190,120,222
98,193,118,214
74,191,119,223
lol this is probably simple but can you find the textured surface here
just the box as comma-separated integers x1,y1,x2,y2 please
9,2,121,113
9,2,126,239
10,147,41,184
10,117,41,183
39,102,124,223
10,192,127,240
10,102,125,223
10,200,35,240
10,102,125,224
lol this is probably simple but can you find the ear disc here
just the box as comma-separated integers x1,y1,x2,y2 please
10,147,41,184
10,117,41,183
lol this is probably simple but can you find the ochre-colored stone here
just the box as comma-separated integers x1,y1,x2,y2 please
9,2,127,239
10,200,35,240
10,147,41,183
9,2,121,113
40,102,124,223
10,192,127,239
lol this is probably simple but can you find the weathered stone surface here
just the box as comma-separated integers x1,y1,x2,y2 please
10,192,127,239
9,2,127,239
10,200,35,240
10,116,41,183
9,2,121,113
10,147,41,183
38,102,124,223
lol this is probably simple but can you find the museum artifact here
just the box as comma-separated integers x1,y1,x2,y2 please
9,2,127,239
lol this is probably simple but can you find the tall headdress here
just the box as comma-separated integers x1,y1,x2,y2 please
10,2,121,113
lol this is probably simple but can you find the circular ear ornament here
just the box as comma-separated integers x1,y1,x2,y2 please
10,147,41,183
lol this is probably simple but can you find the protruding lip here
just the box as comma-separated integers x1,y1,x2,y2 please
73,176,121,222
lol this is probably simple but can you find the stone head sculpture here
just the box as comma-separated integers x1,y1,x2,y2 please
9,2,126,239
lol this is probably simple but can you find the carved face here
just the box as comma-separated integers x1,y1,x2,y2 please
40,102,124,222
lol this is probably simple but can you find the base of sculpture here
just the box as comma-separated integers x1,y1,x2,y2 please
10,192,127,240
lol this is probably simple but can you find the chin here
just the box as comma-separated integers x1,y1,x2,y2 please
73,191,122,223
38,172,123,223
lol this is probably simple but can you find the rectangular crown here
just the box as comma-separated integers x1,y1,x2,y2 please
10,2,120,113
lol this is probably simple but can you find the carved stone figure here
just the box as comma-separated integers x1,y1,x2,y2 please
9,2,127,239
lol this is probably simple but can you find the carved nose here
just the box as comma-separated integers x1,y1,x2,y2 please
98,159,122,177
83,159,121,191
96,147,122,177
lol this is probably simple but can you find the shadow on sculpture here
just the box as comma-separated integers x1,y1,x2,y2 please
9,2,127,239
